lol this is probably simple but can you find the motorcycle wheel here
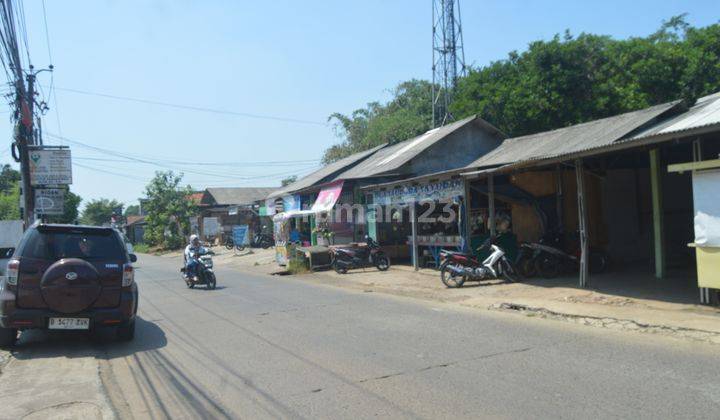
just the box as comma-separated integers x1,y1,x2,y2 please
535,253,561,279
261,240,272,249
206,273,217,290
375,255,390,271
589,251,609,274
235,244,245,251
186,280,194,289
333,260,348,274
501,259,521,283
518,256,537,278
224,242,233,250
440,261,466,288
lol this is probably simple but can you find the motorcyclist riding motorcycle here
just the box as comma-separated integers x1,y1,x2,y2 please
184,234,207,280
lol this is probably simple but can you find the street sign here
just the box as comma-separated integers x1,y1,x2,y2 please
232,225,249,246
35,188,65,215
29,148,72,186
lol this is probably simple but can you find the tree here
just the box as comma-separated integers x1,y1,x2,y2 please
450,18,720,137
0,164,20,192
0,183,20,220
81,198,123,226
143,171,196,249
124,204,140,217
323,79,434,163
0,165,21,220
281,176,297,187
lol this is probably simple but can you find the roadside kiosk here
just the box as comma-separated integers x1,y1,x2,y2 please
669,158,720,304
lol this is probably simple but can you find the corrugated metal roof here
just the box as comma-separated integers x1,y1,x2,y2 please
336,115,501,180
205,187,277,206
466,100,682,169
629,91,720,141
266,144,386,198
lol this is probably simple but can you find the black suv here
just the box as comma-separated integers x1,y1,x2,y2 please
0,224,139,347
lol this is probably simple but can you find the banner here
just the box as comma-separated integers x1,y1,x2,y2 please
282,195,301,212
312,180,344,212
373,178,464,205
693,169,720,247
232,225,249,246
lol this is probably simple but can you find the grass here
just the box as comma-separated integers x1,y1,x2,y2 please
287,258,310,275
132,243,150,253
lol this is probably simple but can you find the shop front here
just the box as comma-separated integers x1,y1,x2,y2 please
365,177,467,269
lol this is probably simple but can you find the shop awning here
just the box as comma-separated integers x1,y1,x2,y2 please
272,209,316,222
311,180,344,213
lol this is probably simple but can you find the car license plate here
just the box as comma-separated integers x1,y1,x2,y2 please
48,317,90,330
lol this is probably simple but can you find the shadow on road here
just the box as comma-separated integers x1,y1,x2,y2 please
11,317,167,360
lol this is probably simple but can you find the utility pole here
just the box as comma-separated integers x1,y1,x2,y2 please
15,67,37,227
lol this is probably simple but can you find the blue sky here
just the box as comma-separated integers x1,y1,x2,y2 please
0,0,717,208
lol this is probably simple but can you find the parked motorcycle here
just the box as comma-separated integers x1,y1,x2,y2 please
224,236,245,251
180,250,217,290
520,229,609,278
332,236,390,274
439,236,520,288
251,227,274,249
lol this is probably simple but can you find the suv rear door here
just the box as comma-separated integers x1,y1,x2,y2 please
16,226,128,309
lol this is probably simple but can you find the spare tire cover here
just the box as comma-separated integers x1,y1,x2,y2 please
40,258,101,314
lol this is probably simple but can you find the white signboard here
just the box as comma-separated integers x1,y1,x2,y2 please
203,217,220,237
692,169,720,247
29,148,72,186
35,188,65,215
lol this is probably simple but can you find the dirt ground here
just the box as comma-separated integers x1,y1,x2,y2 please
161,247,720,344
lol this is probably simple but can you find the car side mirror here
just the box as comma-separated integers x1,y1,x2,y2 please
129,253,138,263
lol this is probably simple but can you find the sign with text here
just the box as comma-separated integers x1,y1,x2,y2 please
29,148,72,186
373,178,464,205
232,225,249,246
35,188,65,215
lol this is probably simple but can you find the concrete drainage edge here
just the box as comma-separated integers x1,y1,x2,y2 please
491,302,720,345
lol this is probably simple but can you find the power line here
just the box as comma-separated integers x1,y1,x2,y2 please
48,85,329,126
46,132,321,167
41,0,62,138
45,132,322,181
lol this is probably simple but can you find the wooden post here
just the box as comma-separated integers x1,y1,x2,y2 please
575,159,589,288
555,165,563,229
410,202,419,271
462,178,471,251
649,149,665,279
488,175,496,237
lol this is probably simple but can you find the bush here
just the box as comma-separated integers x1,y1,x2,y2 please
133,243,150,253
287,257,309,275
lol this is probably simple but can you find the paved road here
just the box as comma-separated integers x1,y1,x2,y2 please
11,254,720,419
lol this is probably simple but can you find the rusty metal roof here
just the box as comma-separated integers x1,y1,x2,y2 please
466,100,682,170
266,144,386,198
335,115,503,180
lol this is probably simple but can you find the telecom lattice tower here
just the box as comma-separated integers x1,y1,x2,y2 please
432,0,466,127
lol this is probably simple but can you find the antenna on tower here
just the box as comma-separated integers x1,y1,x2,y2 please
432,0,466,128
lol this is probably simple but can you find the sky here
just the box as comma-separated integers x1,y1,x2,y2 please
0,0,718,209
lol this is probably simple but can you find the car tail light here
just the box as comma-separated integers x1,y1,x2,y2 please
6,259,19,285
122,263,134,287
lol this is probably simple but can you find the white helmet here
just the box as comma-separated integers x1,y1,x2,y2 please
189,234,199,244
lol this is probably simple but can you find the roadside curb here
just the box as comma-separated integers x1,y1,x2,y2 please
490,302,720,345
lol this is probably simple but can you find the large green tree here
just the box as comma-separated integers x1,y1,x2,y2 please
124,204,140,217
450,17,720,137
0,165,20,220
323,18,720,160
323,79,434,163
81,198,123,226
143,171,196,249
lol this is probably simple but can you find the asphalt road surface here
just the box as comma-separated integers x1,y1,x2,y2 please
16,254,720,419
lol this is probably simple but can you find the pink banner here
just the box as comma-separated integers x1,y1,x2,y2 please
312,180,344,212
